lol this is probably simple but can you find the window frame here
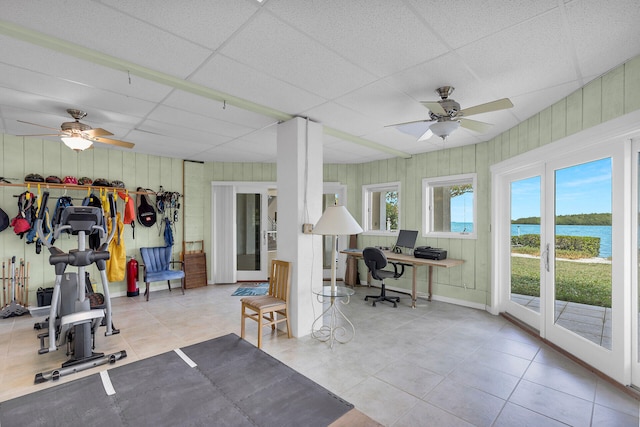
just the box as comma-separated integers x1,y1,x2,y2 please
362,181,401,236
422,173,477,239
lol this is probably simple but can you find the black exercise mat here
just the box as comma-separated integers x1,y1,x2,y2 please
181,334,354,426
0,333,353,427
0,374,122,427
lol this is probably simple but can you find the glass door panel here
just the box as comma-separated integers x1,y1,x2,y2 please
553,158,612,350
510,176,541,313
236,193,261,272
236,189,270,281
633,145,640,387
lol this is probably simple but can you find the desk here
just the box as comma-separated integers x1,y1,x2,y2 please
311,286,355,348
342,249,464,308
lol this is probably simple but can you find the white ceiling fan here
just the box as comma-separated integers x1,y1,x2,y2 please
389,86,513,141
18,108,135,151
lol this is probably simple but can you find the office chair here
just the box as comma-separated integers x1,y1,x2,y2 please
363,247,404,307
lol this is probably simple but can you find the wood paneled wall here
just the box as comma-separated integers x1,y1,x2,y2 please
324,55,640,308
0,137,182,302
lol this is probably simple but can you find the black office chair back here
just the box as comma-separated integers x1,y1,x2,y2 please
363,247,388,281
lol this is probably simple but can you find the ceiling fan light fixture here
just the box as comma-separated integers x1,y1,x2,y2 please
61,136,92,151
430,120,460,140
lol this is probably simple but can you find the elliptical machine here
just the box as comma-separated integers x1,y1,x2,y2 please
34,191,126,383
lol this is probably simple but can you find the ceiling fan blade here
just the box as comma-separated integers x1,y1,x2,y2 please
393,121,436,138
418,129,434,142
459,98,513,117
385,118,433,128
18,133,63,137
420,101,446,116
90,136,135,149
460,118,493,133
84,127,113,138
17,120,61,132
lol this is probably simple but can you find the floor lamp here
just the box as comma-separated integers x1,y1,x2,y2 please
312,205,363,294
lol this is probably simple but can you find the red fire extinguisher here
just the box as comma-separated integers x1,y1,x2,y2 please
127,257,139,297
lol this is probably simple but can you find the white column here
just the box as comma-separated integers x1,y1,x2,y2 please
277,117,323,338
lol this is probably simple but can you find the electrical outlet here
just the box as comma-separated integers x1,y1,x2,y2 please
302,224,313,234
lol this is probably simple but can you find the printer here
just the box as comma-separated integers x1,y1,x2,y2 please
414,246,447,260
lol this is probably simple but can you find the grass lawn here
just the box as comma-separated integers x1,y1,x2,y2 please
510,255,612,308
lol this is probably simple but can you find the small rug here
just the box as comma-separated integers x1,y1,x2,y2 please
232,282,269,296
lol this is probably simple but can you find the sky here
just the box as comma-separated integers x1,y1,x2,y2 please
510,157,612,220
451,192,474,223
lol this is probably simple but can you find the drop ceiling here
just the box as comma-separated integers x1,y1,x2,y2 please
0,0,639,164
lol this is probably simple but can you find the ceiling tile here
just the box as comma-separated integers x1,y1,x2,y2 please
218,11,378,100
2,0,212,78
162,90,276,130
0,36,173,104
146,105,256,139
407,0,558,49
455,12,577,98
189,54,325,116
565,0,640,78
301,102,378,137
100,0,260,50
267,0,448,77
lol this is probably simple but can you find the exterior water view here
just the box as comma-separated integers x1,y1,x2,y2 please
452,221,612,258
511,224,612,258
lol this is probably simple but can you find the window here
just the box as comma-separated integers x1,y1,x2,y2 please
362,182,400,234
423,173,477,239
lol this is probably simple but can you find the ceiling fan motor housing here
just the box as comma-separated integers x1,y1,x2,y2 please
61,109,91,135
61,121,91,134
438,99,460,118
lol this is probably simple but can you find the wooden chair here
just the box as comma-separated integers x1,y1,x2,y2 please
241,260,292,348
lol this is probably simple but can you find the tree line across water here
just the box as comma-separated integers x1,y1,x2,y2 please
512,213,611,226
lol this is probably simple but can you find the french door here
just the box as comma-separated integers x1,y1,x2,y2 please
495,143,628,384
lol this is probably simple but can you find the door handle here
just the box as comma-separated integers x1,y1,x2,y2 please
543,243,550,272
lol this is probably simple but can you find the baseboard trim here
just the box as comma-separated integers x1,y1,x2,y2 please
365,283,488,311
501,312,640,401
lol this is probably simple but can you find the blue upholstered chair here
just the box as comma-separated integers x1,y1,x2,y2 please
140,246,185,301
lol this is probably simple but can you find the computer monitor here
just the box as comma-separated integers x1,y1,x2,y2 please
395,229,418,250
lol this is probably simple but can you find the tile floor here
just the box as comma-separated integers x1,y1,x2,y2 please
1,283,639,426
511,294,612,349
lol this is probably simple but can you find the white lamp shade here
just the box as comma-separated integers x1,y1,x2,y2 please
312,205,363,236
430,120,460,139
61,136,93,151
